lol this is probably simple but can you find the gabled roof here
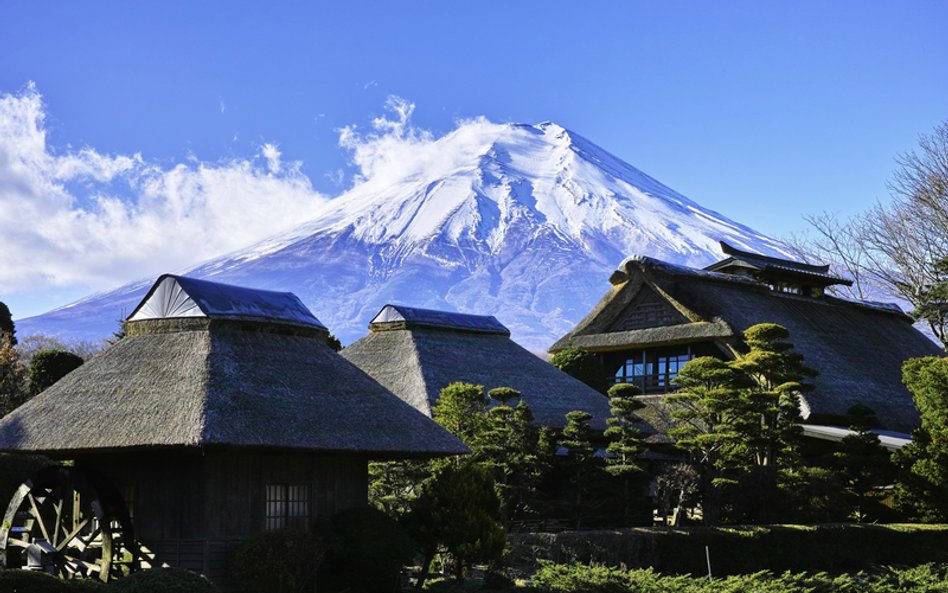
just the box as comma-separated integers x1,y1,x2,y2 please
369,304,509,335
0,280,465,458
128,274,325,329
343,306,610,430
705,241,852,287
552,255,942,433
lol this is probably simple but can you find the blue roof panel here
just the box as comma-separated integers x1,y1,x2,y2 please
130,274,326,329
371,304,509,334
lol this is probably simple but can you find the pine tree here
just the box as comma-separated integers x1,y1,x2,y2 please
666,356,743,524
407,460,505,586
0,302,15,346
558,410,599,528
731,323,815,469
604,383,646,525
832,405,895,521
478,388,550,524
431,381,489,454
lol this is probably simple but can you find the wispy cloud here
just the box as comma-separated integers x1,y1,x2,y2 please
0,84,327,295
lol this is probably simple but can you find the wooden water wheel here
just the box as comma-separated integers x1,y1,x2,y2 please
0,466,137,581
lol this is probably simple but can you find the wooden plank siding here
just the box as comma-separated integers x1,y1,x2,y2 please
77,449,367,590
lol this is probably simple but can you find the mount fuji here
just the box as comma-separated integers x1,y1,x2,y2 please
18,120,790,351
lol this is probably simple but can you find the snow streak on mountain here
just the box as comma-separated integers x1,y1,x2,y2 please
19,120,789,351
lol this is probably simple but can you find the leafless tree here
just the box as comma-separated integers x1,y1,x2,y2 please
792,121,948,347
785,211,874,300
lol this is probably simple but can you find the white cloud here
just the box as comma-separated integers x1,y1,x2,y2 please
261,143,282,174
337,95,499,189
0,85,327,295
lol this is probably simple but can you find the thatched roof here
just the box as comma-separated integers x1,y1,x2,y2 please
342,305,611,430
551,255,943,433
0,277,466,458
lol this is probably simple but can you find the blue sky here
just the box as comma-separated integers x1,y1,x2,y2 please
1,1,947,318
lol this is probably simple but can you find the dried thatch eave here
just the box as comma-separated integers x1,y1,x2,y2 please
0,317,467,458
343,324,611,430
552,320,734,352
551,255,942,433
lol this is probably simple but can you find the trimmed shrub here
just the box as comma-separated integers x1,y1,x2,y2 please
0,570,74,593
232,530,325,593
321,506,415,592
530,562,948,593
109,568,217,593
510,524,948,578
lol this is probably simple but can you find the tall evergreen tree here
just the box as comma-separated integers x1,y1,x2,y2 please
0,302,15,346
604,383,646,525
731,323,815,469
431,381,489,454
407,460,506,586
479,388,551,524
832,405,896,521
558,410,599,528
895,356,948,521
666,356,743,524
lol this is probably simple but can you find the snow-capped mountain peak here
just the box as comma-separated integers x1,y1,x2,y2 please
18,119,789,350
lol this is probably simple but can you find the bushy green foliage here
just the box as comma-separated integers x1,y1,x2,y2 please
482,389,551,524
666,325,819,524
558,411,600,529
109,568,217,593
28,349,84,395
409,460,507,584
0,333,27,415
828,405,896,521
510,524,948,578
368,459,430,517
530,561,948,593
321,506,415,593
604,384,645,526
432,382,490,450
0,302,15,345
550,348,608,394
897,356,948,521
0,569,77,593
232,530,325,593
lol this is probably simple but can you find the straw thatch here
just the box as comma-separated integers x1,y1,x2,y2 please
0,279,466,458
342,305,611,430
552,255,942,433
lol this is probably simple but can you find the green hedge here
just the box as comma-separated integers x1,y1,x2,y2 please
509,524,948,577
531,562,948,593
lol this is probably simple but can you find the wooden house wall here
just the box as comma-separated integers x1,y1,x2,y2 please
77,449,367,591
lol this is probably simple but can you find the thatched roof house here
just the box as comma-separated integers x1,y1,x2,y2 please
551,244,942,433
0,274,465,457
0,275,465,588
342,304,611,430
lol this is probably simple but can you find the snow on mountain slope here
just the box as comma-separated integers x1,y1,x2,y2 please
18,120,790,351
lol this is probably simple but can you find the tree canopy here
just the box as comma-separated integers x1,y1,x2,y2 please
896,356,948,521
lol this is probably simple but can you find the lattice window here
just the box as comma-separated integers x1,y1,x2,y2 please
614,349,694,393
265,483,310,531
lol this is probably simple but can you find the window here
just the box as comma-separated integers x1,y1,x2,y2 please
614,348,694,393
265,483,310,531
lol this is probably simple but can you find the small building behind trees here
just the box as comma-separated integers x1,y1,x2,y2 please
551,242,943,434
0,275,464,589
342,304,611,429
